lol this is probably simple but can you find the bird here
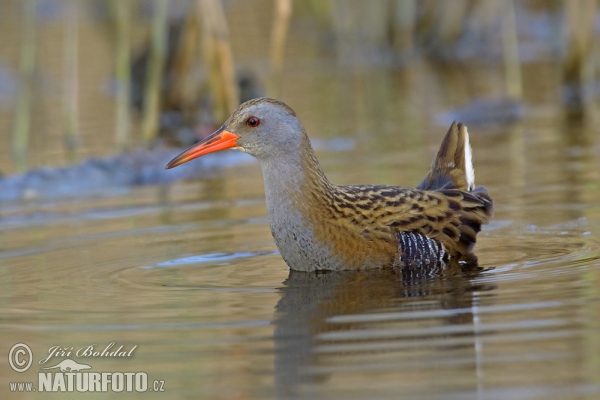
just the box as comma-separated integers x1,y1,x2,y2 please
166,97,493,272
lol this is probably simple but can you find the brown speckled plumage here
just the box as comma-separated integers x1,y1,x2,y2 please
166,98,494,272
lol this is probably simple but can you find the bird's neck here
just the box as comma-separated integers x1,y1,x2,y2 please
259,135,347,271
260,135,332,215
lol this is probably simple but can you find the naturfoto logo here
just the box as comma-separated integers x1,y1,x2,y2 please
8,342,165,393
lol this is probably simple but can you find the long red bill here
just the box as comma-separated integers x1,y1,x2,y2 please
165,126,239,169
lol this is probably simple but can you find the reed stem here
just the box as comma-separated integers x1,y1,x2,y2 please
198,0,239,122
502,0,522,100
267,0,292,98
141,0,169,147
562,0,596,115
113,0,133,151
12,0,36,172
63,0,79,163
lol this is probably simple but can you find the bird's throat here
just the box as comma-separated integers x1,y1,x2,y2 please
260,138,331,219
259,139,341,271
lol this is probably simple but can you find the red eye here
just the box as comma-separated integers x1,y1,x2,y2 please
246,116,260,127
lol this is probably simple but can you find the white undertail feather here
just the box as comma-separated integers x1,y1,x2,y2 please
463,126,475,191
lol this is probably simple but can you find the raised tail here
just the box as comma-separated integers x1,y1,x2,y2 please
417,122,493,261
417,122,475,192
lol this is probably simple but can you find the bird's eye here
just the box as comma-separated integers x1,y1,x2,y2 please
246,116,260,127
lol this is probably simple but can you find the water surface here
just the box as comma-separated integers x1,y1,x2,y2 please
2,98,600,398
1,19,600,399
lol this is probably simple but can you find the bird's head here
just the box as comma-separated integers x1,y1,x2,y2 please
166,97,305,169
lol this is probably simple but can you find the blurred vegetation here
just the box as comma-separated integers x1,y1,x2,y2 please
11,0,36,173
110,0,133,152
2,0,600,173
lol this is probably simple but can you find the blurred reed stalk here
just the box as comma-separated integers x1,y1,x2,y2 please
167,11,201,112
562,0,597,116
63,0,79,162
112,0,133,151
330,1,391,65
141,0,169,147
417,0,469,54
501,0,522,101
267,0,292,98
198,0,239,122
435,0,469,47
12,0,36,173
391,0,416,54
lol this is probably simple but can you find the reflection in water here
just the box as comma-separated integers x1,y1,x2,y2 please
273,265,495,398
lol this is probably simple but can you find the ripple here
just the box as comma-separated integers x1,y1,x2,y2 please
326,301,563,323
313,329,579,354
142,250,279,269
316,319,568,341
477,231,600,283
5,319,271,332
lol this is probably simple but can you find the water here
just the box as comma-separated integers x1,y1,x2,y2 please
2,98,600,398
2,7,600,398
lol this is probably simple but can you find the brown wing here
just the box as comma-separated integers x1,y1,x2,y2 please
326,122,492,264
332,184,493,260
